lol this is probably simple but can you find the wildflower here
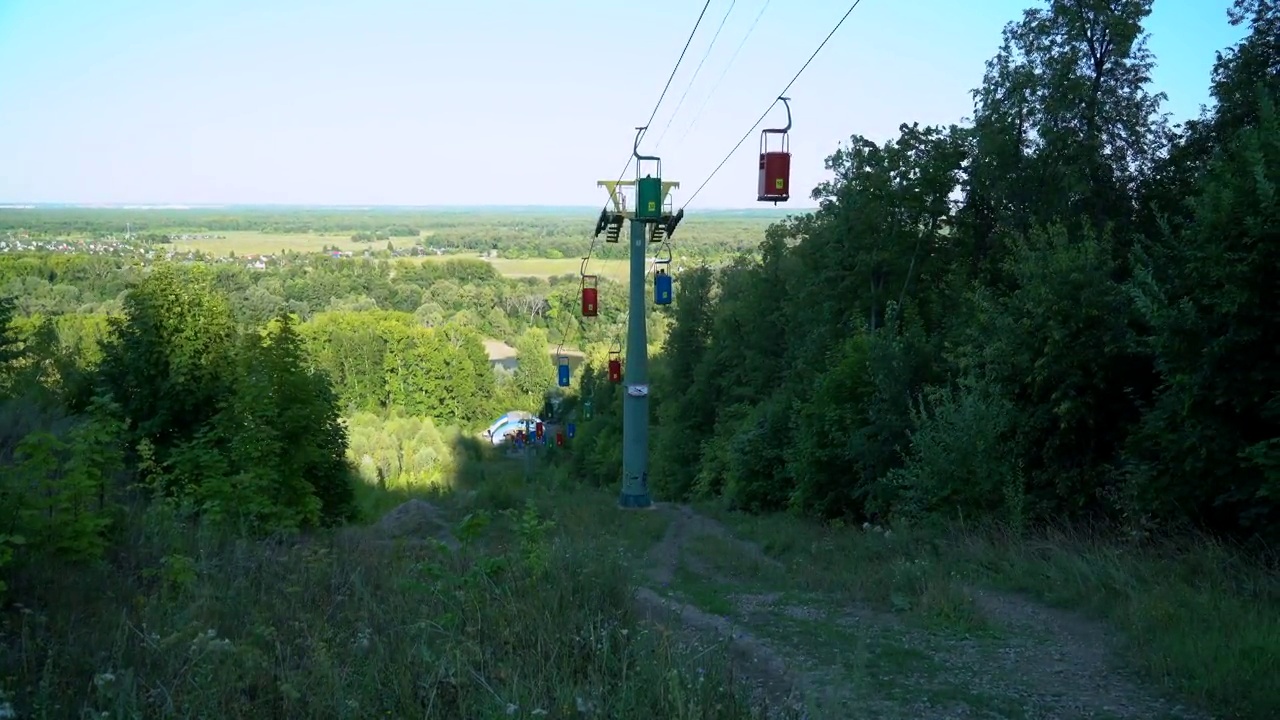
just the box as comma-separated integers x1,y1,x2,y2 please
532,710,548,716
505,703,518,715
0,701,14,720
94,672,116,689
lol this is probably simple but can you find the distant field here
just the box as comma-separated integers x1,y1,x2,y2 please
48,206,784,283
166,230,635,282
171,230,351,256
418,254,630,283
486,256,630,282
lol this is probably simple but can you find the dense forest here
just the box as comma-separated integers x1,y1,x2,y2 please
0,250,665,353
0,250,644,593
576,0,1279,542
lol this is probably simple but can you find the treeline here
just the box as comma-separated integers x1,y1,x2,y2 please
0,208,496,235
298,309,554,422
576,0,1279,541
0,259,574,596
0,265,355,596
424,218,773,262
0,252,654,351
2,208,778,261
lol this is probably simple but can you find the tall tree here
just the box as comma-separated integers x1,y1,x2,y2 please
966,0,1166,245
96,263,237,467
513,328,554,408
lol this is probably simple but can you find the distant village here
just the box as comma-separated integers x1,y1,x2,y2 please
0,230,465,269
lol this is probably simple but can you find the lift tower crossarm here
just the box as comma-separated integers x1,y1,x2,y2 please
596,180,681,219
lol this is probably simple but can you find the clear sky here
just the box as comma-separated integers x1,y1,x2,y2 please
0,0,1245,209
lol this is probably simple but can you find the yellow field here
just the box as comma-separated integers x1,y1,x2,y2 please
167,232,634,282
171,230,348,256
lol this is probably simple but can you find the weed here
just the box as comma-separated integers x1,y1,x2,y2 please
0,486,767,719
705,507,1279,719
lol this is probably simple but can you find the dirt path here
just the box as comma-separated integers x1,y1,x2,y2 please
631,503,1211,720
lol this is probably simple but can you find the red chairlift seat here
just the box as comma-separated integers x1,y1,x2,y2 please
581,269,598,318
607,350,622,384
758,96,793,204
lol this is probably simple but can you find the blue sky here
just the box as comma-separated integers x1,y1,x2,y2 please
0,0,1245,209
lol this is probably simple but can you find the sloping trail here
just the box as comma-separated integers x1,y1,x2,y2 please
631,504,807,718
629,503,1212,720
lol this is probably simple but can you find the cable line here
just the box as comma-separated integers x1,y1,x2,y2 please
681,0,866,210
652,0,739,150
585,0,715,355
676,0,772,148
586,0,715,282
600,0,715,207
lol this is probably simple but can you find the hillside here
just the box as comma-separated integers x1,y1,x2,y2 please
2,1,1279,719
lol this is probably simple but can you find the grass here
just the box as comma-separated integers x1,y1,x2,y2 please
0,462,771,719
5,446,1276,719
164,230,636,282
170,230,351,255
457,473,1278,718
701,507,1280,719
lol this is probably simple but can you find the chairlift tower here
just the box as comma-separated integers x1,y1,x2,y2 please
594,127,684,509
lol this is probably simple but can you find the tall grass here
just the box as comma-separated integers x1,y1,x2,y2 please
0,493,768,719
707,507,1280,719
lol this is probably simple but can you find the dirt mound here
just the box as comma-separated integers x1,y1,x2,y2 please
369,499,460,549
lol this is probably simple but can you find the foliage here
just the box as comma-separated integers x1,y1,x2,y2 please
346,409,456,491
0,2,1276,716
576,0,1280,545
0,490,767,719
85,264,355,532
0,207,779,262
0,250,658,355
512,327,555,407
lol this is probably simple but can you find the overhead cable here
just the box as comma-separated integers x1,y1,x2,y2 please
681,0,866,210
652,0,740,150
601,0,716,203
675,0,773,147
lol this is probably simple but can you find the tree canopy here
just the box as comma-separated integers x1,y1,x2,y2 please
575,0,1280,542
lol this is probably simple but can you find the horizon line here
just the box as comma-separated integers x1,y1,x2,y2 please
0,202,818,212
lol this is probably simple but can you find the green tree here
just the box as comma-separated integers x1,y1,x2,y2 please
1126,90,1280,534
96,263,237,478
513,328,554,408
204,313,355,529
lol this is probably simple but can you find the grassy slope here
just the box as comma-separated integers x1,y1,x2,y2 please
3,454,1275,719
0,469,765,719
700,510,1277,719
362,456,1278,718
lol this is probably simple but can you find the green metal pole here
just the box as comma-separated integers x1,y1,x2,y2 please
619,217,652,508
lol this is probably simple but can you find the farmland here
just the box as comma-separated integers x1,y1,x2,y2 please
0,206,790,284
